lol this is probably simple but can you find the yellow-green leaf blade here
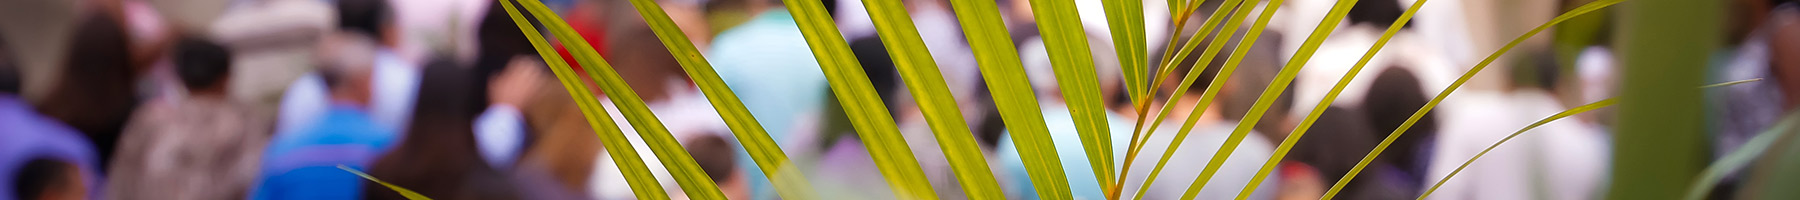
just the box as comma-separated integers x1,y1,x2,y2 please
1234,0,1430,197
1418,99,1617,200
1682,111,1798,200
1174,0,1365,198
1123,0,1262,198
496,1,670,199
1103,0,1149,107
1320,0,1625,198
515,0,725,198
942,0,1070,199
854,0,1005,198
1023,0,1117,192
776,0,940,198
616,0,817,199
340,165,432,200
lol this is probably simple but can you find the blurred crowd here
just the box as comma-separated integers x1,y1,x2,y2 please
0,0,1798,199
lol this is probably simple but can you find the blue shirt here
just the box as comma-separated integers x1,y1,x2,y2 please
252,103,399,200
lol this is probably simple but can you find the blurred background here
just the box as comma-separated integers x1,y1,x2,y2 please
0,0,1790,199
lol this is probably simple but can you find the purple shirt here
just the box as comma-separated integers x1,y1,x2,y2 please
0,95,102,200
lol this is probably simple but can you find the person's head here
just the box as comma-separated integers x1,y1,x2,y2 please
1289,106,1377,179
849,38,903,115
337,0,395,46
173,37,234,96
1216,32,1293,140
1347,0,1412,29
605,13,691,103
10,159,86,200
1288,106,1411,199
685,134,747,199
317,32,380,106
1359,67,1436,174
1768,3,1800,109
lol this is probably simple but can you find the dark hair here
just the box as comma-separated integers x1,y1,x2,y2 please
38,13,138,166
685,135,738,182
1359,67,1436,178
11,158,73,200
0,40,17,94
474,0,540,107
174,38,234,91
1290,106,1376,177
1348,0,1412,28
365,60,518,200
848,38,902,114
1287,106,1411,199
337,0,392,39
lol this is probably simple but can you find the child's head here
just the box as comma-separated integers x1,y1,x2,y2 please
11,158,86,200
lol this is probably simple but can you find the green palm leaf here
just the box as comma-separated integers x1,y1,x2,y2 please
1234,0,1431,197
1020,0,1117,192
775,0,940,198
514,0,728,198
1175,0,1365,198
1319,0,1625,198
1103,0,1149,108
340,165,432,200
853,0,1005,198
496,1,671,198
1417,99,1617,199
1121,0,1262,199
615,0,817,199
941,0,1071,199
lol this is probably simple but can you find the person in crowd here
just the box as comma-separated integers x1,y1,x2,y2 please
251,32,398,200
2,52,101,200
687,134,750,200
585,3,734,197
9,159,88,200
277,0,421,137
467,0,546,171
473,0,608,195
1359,67,1438,190
1283,107,1409,200
105,38,271,200
35,11,141,168
364,60,520,200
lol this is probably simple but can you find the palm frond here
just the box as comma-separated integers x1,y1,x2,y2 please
941,0,1072,198
617,0,818,198
1177,0,1365,197
1103,0,1149,109
1236,0,1431,197
775,0,940,198
854,0,1005,198
1417,99,1617,199
1018,0,1117,192
1319,0,1625,198
513,1,728,198
496,1,671,198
